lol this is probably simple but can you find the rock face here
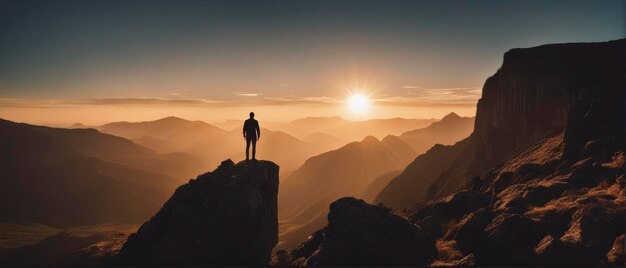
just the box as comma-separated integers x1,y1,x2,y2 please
469,39,625,176
291,198,436,266
116,159,279,266
406,39,625,266
377,39,626,207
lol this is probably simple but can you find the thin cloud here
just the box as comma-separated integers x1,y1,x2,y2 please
234,92,262,97
0,87,482,110
400,85,420,89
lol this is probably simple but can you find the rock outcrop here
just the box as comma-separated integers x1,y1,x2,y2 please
291,197,436,266
115,159,279,266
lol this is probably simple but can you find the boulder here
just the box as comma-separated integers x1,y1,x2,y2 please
449,207,494,254
411,190,490,237
604,235,625,266
115,159,279,266
475,213,544,265
298,197,436,266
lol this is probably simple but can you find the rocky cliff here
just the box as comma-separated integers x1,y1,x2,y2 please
378,39,625,208
115,159,279,266
291,39,625,266
468,38,624,179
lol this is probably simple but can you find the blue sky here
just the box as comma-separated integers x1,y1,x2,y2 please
0,0,623,123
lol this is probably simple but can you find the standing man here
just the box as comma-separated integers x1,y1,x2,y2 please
243,112,261,160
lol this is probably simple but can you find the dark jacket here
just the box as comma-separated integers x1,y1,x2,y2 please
243,118,260,140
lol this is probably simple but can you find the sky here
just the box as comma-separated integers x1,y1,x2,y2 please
0,0,624,125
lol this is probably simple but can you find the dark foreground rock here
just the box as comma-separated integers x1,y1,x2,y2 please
291,197,436,266
115,159,279,266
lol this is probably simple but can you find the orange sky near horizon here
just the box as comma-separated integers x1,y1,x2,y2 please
0,87,480,126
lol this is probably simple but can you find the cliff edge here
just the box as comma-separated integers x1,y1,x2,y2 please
116,159,279,266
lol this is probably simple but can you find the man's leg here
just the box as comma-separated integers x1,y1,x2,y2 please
251,138,257,160
245,138,251,160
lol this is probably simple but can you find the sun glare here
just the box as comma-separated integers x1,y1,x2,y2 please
347,93,369,113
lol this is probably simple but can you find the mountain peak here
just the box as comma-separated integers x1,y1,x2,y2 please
361,135,379,144
441,112,461,121
156,116,188,123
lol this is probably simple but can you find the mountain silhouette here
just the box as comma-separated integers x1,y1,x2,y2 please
291,39,625,266
216,116,438,143
289,116,438,141
99,116,324,173
360,170,402,203
0,119,203,226
398,112,474,153
376,140,468,209
115,159,279,266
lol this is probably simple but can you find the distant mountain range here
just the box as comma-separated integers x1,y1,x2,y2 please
1,113,459,230
0,119,204,226
213,116,438,142
277,113,474,249
98,116,324,174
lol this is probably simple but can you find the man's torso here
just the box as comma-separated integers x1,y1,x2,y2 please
244,119,258,138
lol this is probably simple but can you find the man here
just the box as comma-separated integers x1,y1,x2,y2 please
243,112,261,160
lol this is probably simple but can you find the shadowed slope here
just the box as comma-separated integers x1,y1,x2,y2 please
116,159,279,266
0,119,202,226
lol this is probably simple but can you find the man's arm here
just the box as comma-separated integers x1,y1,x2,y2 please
243,121,247,139
256,121,260,139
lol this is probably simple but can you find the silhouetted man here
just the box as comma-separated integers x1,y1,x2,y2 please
243,112,261,160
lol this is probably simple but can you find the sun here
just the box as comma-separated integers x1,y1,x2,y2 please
346,93,370,113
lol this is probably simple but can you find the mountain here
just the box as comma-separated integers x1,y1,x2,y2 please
359,170,401,203
277,135,416,250
115,159,279,266
375,140,469,209
69,123,87,128
398,112,474,153
289,116,437,141
347,117,438,141
100,116,227,153
0,119,204,226
351,112,473,209
290,39,625,266
99,117,324,173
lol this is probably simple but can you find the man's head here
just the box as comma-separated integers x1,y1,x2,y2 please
249,112,255,118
